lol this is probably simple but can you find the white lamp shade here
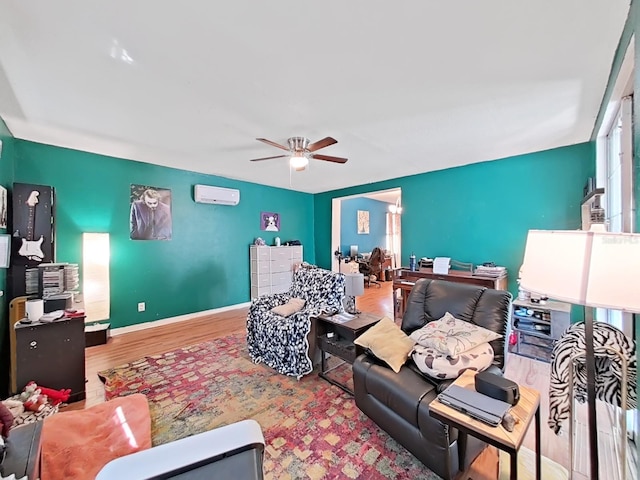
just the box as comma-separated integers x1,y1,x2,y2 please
520,229,640,313
345,273,365,297
83,232,111,322
586,232,640,312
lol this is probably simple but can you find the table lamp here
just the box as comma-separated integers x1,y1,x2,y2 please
344,273,365,314
519,229,640,479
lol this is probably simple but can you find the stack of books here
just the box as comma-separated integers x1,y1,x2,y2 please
64,263,80,293
474,265,507,278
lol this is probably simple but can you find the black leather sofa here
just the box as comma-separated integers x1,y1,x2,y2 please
353,279,512,479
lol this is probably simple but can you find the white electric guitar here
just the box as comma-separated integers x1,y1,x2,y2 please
18,191,45,261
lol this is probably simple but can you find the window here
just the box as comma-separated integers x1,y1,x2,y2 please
596,96,634,335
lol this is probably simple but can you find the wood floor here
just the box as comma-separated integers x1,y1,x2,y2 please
68,280,635,479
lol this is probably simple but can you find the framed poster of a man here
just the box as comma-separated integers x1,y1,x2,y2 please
130,185,172,240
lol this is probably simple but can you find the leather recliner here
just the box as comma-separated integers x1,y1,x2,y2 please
353,279,512,479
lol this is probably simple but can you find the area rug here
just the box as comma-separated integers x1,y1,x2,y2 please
98,332,440,479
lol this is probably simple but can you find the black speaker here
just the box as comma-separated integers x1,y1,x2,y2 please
474,371,520,406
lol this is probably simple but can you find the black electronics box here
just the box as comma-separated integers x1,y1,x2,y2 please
44,295,73,313
474,371,520,406
85,323,110,347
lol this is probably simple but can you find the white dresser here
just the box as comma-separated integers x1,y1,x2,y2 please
249,245,303,299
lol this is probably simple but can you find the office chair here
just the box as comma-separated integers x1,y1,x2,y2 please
360,247,383,288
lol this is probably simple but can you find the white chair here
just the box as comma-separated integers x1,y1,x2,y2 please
96,419,265,480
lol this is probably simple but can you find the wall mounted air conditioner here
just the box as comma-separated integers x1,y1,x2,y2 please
194,185,240,206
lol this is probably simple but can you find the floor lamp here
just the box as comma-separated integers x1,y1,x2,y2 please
519,229,640,479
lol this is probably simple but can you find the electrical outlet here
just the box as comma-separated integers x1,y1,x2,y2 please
138,302,145,312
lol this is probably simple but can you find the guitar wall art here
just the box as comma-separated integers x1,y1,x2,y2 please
12,183,54,265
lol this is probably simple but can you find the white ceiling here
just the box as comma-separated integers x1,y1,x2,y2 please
0,1,630,194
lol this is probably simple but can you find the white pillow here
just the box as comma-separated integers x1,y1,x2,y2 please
271,298,306,317
412,343,494,380
409,312,502,356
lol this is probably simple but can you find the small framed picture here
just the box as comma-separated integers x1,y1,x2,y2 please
261,212,280,232
0,186,6,229
357,210,369,234
0,234,10,268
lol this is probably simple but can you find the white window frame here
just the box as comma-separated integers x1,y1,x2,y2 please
594,39,635,441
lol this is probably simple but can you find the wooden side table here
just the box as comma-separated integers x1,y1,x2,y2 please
314,312,381,394
429,370,541,480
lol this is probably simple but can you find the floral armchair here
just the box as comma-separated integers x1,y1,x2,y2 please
246,265,345,378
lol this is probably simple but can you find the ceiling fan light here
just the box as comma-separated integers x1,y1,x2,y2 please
290,154,309,170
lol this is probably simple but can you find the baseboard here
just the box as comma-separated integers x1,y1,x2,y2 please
110,302,251,336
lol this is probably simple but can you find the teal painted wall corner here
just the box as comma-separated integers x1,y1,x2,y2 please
315,142,594,299
11,140,315,329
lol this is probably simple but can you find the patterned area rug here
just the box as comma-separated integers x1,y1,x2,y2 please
98,332,440,479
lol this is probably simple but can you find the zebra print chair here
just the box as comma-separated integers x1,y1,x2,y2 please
246,264,345,378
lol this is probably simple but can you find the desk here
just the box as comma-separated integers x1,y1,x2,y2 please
429,370,541,480
392,268,508,320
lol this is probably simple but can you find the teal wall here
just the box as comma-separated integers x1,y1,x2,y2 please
340,197,389,256
0,119,15,394
11,140,315,329
316,142,594,296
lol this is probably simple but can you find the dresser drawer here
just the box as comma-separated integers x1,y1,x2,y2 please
291,246,303,262
271,271,292,286
270,248,291,261
251,273,271,287
271,260,291,273
250,247,271,261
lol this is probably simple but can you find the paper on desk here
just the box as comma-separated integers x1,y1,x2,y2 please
433,257,451,275
332,312,355,324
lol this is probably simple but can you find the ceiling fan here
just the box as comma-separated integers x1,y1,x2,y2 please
250,136,348,171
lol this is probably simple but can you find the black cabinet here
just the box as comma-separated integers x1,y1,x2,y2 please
14,316,86,402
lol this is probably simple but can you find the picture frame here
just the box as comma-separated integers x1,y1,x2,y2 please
261,212,280,232
0,234,11,268
130,184,173,241
0,185,6,229
357,210,369,234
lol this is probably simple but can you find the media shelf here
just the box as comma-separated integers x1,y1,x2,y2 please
509,298,571,362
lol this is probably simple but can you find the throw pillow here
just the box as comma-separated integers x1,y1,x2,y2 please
409,312,502,356
271,297,306,317
354,316,415,373
412,342,495,380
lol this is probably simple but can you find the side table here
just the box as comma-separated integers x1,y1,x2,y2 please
314,312,381,395
429,370,541,480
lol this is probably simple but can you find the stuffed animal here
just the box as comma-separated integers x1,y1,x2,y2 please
19,382,48,412
36,384,71,406
18,382,40,403
23,394,47,413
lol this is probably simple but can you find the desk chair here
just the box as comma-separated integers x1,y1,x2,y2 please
359,247,383,288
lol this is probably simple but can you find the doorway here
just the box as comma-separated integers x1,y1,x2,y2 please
330,188,402,274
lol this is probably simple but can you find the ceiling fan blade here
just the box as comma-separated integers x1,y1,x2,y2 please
311,154,348,164
256,138,289,151
307,137,337,152
249,155,288,162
